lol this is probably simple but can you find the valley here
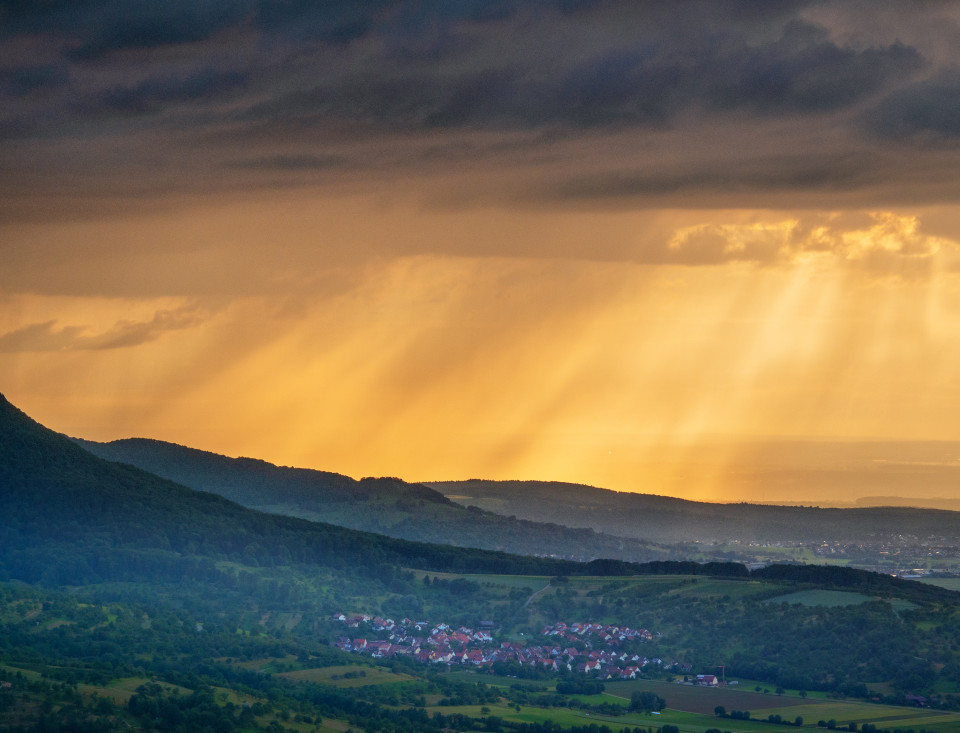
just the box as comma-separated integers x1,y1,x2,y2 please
4,393,960,731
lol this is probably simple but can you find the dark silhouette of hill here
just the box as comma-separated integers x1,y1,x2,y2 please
0,392,606,584
73,436,668,563
854,495,960,511
427,479,960,546
2,393,955,608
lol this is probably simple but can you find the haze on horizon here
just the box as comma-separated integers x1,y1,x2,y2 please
3,1,960,505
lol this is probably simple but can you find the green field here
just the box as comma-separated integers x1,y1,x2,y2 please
661,578,786,601
921,578,960,592
427,698,960,733
605,680,807,715
763,590,876,607
438,573,789,601
280,664,415,687
71,677,194,705
417,570,551,590
599,684,960,733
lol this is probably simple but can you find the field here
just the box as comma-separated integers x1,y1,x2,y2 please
922,578,960,592
423,695,960,733
601,682,960,733
428,671,960,733
762,590,876,607
445,573,795,604
419,571,552,590
279,664,416,687
44,663,960,733
605,680,808,715
659,577,787,601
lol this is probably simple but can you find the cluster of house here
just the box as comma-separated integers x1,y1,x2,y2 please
540,621,655,644
329,613,678,679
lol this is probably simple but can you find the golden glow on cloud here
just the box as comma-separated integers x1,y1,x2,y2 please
7,2,960,509
3,201,960,504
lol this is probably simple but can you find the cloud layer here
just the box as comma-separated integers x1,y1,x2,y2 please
4,2,960,501
3,1,960,220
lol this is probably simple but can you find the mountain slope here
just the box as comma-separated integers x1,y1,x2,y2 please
427,479,960,546
4,392,957,608
0,393,608,584
74,436,669,562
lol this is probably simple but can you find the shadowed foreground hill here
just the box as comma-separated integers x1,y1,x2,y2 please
0,393,606,584
3,392,756,588
74,436,668,563
428,479,960,546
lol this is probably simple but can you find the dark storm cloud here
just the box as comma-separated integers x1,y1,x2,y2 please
702,20,924,114
548,153,881,202
88,69,249,116
865,69,960,141
73,4,251,60
2,1,926,127
228,153,347,171
236,12,923,132
0,63,69,98
252,0,388,44
0,0,103,35
1,0,959,211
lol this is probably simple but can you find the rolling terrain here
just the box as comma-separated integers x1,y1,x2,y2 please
428,479,960,549
74,438,960,573
0,393,603,585
73,436,669,564
4,392,960,731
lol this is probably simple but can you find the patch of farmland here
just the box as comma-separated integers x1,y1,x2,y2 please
279,665,414,687
921,578,960,592
604,680,808,715
762,590,874,607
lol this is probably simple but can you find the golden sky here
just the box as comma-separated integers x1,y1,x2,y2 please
3,3,960,503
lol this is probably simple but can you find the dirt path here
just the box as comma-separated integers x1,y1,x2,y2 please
524,582,551,608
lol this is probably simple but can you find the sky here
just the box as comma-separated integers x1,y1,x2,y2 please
3,1,960,504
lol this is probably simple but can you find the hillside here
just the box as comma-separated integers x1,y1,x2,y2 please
5,392,960,731
428,479,960,547
1,392,611,585
73,436,669,563
72,433,960,571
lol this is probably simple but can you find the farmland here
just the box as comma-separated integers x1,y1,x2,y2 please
762,590,876,607
279,664,416,687
604,680,808,714
416,674,960,733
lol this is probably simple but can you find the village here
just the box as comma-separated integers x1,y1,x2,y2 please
329,613,699,680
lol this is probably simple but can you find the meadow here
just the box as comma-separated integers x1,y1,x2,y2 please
279,664,416,687
761,590,877,607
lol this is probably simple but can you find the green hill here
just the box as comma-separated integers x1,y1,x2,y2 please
428,478,960,546
73,436,670,563
0,393,598,584
5,392,960,731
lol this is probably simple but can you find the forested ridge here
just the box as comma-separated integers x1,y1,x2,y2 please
4,392,959,600
74,436,669,563
1,393,756,587
430,479,960,545
0,393,579,583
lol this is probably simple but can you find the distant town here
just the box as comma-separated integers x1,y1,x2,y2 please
331,613,697,679
715,536,960,577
